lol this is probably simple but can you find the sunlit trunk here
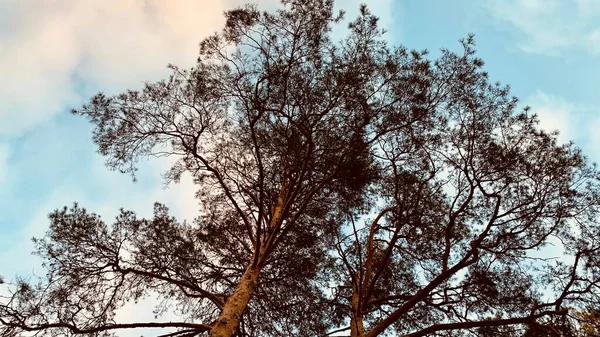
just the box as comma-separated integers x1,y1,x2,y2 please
209,264,260,337
350,281,366,337
209,184,287,337
350,312,366,337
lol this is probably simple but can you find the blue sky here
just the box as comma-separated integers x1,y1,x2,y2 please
396,0,600,152
0,0,599,332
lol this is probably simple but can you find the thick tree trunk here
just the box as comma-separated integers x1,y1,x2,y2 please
350,281,366,337
209,184,288,337
350,312,366,337
209,264,260,337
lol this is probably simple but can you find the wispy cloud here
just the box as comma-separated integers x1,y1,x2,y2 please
0,0,229,137
482,0,600,55
0,0,394,137
525,90,581,144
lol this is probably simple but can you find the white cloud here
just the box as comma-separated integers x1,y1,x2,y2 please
0,0,393,137
525,90,576,143
482,0,600,55
0,0,229,137
525,90,580,144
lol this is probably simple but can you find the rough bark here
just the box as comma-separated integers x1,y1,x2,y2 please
209,264,260,337
209,185,287,337
350,282,366,337
350,208,391,337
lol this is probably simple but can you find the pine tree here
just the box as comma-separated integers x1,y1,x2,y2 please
2,1,600,337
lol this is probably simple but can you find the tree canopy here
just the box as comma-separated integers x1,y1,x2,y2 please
2,1,600,337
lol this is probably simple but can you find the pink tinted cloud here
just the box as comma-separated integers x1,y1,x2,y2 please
0,0,228,136
0,0,392,136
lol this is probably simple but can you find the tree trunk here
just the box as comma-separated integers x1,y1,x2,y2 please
209,184,287,337
350,312,366,337
209,264,260,337
350,281,366,337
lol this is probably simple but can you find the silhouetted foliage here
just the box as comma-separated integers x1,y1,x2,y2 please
2,1,600,337
328,34,600,337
